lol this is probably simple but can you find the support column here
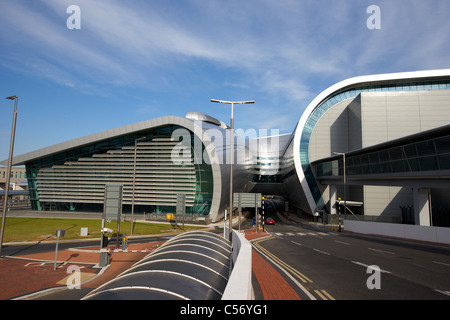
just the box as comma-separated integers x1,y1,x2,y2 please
413,188,431,226
329,185,338,225
330,185,338,215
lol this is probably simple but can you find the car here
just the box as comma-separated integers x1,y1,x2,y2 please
265,217,275,225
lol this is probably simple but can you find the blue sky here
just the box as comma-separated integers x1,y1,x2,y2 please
1,0,450,161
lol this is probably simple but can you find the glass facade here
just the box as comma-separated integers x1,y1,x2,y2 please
300,79,450,209
25,125,214,217
316,133,450,178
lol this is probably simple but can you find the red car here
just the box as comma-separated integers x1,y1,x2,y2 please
265,217,275,225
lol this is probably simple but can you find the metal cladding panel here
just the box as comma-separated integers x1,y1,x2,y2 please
85,288,185,300
171,232,231,251
92,272,222,300
140,251,230,279
120,260,228,293
153,243,229,263
83,231,232,300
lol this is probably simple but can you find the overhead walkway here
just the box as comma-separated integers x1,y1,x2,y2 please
312,124,450,226
313,124,450,188
83,231,233,300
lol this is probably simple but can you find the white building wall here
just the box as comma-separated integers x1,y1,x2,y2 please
360,89,450,218
311,89,450,219
309,99,350,163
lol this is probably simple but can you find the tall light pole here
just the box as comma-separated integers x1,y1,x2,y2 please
333,152,346,232
210,99,254,242
0,95,18,257
131,136,146,235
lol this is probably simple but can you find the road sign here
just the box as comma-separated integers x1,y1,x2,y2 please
233,193,262,208
103,184,123,221
176,193,186,216
176,194,186,230
103,184,123,249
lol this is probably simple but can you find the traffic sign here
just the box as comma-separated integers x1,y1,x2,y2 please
233,193,262,208
103,184,123,221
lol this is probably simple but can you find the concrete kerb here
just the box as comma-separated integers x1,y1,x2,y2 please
222,229,253,300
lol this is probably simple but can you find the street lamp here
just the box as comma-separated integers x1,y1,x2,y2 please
131,136,146,235
333,151,346,232
210,99,254,242
0,95,18,257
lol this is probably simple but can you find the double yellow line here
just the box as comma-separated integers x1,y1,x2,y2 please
314,289,335,300
253,237,313,284
252,236,335,300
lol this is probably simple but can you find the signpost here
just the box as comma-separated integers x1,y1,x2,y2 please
54,229,65,270
176,194,186,230
233,193,262,208
103,184,123,249
233,193,262,231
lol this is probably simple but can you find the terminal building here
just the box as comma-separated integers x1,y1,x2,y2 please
286,69,450,227
3,69,450,226
3,114,251,223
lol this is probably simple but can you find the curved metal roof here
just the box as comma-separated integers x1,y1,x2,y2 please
3,115,232,223
83,231,232,300
292,68,450,213
185,111,228,128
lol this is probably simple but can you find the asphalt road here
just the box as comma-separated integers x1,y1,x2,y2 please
254,217,450,300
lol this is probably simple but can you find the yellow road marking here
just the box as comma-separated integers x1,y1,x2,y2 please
253,236,336,301
321,290,335,300
314,290,335,300
314,290,327,300
252,237,313,283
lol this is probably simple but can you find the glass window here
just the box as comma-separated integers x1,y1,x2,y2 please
435,136,450,154
437,154,450,170
416,140,436,156
419,155,438,171
403,145,417,159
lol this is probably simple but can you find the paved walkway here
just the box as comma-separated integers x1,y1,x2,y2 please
244,229,302,300
0,229,302,300
0,241,163,300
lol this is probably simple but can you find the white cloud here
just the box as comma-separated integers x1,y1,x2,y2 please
1,0,450,105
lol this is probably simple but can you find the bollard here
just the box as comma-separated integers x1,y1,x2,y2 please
99,249,110,267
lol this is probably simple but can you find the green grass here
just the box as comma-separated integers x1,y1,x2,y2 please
0,217,208,243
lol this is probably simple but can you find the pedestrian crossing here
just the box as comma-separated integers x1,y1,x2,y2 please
270,231,340,237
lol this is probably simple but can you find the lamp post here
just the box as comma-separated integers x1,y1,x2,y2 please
210,99,254,242
0,95,18,257
333,152,346,232
131,136,146,235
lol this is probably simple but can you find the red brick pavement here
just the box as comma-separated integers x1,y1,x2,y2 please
0,230,302,300
244,229,302,300
0,241,162,300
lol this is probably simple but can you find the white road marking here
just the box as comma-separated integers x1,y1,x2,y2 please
368,248,395,255
334,240,350,245
433,261,450,267
434,289,450,297
313,249,331,256
351,261,391,273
